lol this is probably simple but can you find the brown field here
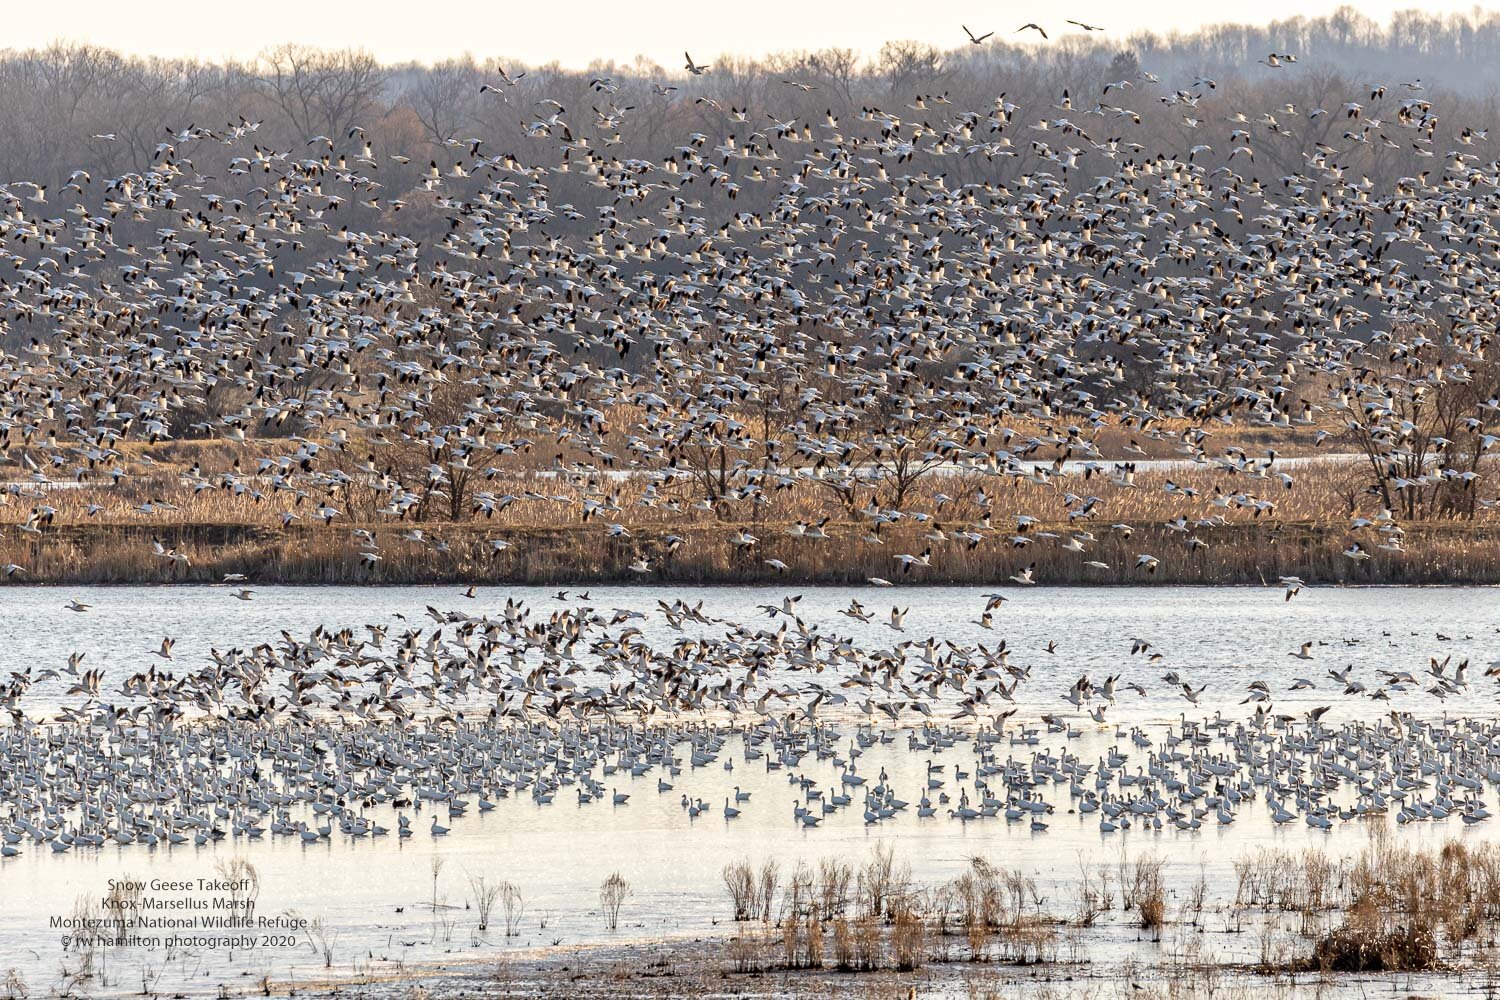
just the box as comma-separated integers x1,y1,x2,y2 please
0,428,1493,586
0,516,1495,586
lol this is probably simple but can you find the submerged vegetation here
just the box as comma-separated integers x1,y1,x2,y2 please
287,836,1500,997
22,835,1500,998
715,837,1500,983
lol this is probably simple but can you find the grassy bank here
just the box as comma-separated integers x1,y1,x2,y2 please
1,517,1496,585
3,438,1494,585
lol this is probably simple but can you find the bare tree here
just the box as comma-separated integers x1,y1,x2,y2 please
403,57,479,145
259,44,385,142
877,40,944,94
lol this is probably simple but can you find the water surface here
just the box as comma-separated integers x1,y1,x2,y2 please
1,584,1496,997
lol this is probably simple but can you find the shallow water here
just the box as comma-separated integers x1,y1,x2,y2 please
1,584,1497,997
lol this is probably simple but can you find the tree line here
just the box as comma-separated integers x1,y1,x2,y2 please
6,7,1500,190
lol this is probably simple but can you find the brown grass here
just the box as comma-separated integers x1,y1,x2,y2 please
736,838,1500,986
1,515,1497,584
2,430,1495,584
714,839,1500,985
1228,834,1500,974
890,908,924,972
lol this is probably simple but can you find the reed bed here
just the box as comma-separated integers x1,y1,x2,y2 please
0,515,1495,585
0,426,1494,583
0,445,1459,528
718,839,1500,981
724,848,1060,975
1229,832,1500,972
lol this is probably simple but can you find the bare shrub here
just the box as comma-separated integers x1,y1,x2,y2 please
755,860,780,922
780,861,815,921
499,882,526,937
857,842,909,920
467,874,502,932
830,917,854,970
599,872,631,931
729,926,769,973
723,859,756,921
1139,884,1166,937
891,908,924,971
804,907,825,968
1074,854,1108,927
852,916,882,971
818,858,853,917
1182,860,1208,928
307,917,338,968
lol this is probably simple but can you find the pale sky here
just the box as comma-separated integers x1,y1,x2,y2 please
12,0,1495,69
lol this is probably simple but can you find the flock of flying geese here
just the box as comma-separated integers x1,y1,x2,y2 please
0,29,1493,585
0,33,1497,856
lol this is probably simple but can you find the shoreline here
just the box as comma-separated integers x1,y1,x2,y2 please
244,920,1489,1000
2,578,1498,590
2,519,1497,587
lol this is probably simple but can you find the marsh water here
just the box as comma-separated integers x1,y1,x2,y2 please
0,584,1497,996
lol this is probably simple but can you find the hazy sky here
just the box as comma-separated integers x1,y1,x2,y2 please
14,0,1494,68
